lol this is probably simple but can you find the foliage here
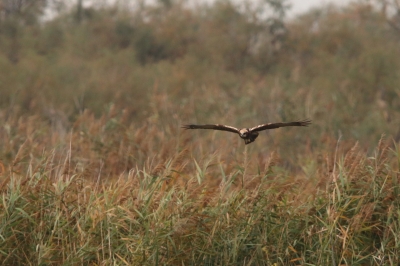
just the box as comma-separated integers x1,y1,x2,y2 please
0,132,399,265
0,0,400,264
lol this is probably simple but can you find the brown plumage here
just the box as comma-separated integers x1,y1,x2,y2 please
182,119,311,144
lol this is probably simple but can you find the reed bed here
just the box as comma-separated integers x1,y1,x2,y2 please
0,110,399,265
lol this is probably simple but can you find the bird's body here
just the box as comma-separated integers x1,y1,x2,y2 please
182,119,311,144
238,128,259,144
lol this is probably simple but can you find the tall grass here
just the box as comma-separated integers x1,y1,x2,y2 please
0,132,399,265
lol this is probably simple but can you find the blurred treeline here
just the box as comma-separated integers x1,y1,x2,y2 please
1,0,400,166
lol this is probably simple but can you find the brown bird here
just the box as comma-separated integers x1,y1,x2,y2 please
182,119,311,144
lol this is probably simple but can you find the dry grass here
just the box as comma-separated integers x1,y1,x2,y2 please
0,110,399,265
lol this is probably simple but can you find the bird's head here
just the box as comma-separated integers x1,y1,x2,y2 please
239,128,250,138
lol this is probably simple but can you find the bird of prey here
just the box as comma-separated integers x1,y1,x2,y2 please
182,119,311,144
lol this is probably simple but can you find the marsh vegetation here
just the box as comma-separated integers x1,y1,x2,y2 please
0,0,399,264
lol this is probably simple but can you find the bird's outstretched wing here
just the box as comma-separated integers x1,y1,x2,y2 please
249,119,312,132
182,124,239,134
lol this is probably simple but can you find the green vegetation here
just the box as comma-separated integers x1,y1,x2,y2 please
0,1,400,264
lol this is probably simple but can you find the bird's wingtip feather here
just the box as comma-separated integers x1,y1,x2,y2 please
301,119,312,126
181,125,191,129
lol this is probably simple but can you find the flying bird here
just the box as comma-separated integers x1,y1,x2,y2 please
182,119,311,144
